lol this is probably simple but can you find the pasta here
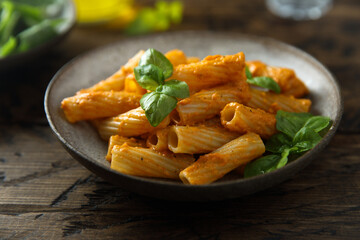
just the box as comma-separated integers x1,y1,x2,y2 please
111,145,195,179
168,125,239,154
146,128,170,151
61,49,314,185
179,132,265,185
106,135,145,161
95,107,170,140
171,52,247,93
247,60,309,97
61,91,141,123
247,87,311,113
77,50,145,94
221,102,277,139
174,84,251,125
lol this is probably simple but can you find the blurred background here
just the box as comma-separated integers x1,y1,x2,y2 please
0,0,358,131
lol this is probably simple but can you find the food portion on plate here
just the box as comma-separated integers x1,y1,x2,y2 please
0,0,72,58
60,48,330,185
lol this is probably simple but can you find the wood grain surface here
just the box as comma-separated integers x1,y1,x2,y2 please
1,0,360,239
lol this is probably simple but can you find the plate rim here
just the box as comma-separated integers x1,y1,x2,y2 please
44,30,343,194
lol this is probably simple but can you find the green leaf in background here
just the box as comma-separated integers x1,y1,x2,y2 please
134,64,164,91
0,36,17,57
140,91,177,127
0,1,20,44
156,79,189,98
244,155,281,178
125,0,183,35
139,48,173,79
276,110,312,138
247,76,281,93
13,2,44,24
17,19,58,53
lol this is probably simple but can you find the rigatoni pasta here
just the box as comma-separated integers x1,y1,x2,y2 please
221,102,277,139
106,135,145,161
179,132,265,185
61,91,141,123
247,88,311,113
175,84,251,125
247,60,309,97
172,52,247,93
95,107,170,140
77,50,145,94
111,145,195,179
167,125,239,154
61,48,314,185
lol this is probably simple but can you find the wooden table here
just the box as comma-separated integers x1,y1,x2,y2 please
1,0,359,239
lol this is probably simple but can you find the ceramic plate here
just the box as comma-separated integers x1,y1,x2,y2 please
44,31,342,201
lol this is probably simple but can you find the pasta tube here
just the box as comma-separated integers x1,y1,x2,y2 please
146,128,170,151
175,84,251,125
168,126,239,154
247,60,309,97
61,91,141,123
186,56,200,64
221,102,277,139
171,52,247,93
111,145,195,179
124,74,147,95
96,107,170,140
179,132,265,185
106,135,145,161
77,50,145,94
247,88,311,113
164,49,187,66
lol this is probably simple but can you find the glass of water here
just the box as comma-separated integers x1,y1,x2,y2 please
266,0,333,20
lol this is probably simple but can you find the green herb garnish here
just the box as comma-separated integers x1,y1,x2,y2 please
0,0,67,58
244,110,331,178
135,48,190,127
245,66,281,93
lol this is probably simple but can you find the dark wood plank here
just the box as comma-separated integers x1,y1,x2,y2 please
0,127,360,239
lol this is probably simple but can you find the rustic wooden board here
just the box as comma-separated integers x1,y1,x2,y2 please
1,0,360,239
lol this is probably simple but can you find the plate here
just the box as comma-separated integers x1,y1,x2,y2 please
44,31,342,201
0,0,76,71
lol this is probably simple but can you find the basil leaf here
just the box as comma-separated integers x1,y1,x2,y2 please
292,127,322,153
265,132,292,153
156,79,189,98
303,116,331,133
0,36,17,57
139,48,173,79
244,155,281,178
134,64,164,90
247,76,281,93
276,110,312,138
140,92,177,127
245,66,252,79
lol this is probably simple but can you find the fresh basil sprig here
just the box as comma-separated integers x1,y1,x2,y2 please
245,66,281,93
244,110,331,178
134,48,190,127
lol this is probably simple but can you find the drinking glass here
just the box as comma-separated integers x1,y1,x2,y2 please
266,0,333,20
